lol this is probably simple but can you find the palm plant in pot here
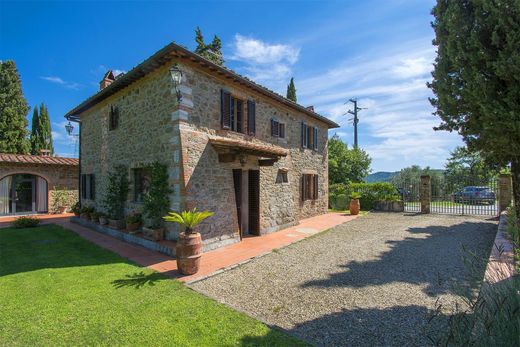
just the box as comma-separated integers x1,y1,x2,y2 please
349,192,361,215
163,208,214,275
102,165,129,230
142,162,171,241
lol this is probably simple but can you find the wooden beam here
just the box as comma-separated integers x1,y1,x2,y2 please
218,153,236,163
258,158,278,166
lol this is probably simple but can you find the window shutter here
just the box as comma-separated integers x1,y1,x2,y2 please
247,100,256,135
279,123,285,138
313,127,318,150
271,118,279,137
81,174,86,199
236,100,243,133
313,174,318,200
301,122,308,148
221,90,231,129
301,175,306,201
89,174,96,200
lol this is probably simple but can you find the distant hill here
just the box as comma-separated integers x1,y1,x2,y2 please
365,171,397,183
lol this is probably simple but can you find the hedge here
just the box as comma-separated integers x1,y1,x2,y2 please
329,182,398,210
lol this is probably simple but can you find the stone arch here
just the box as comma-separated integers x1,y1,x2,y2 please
0,172,51,214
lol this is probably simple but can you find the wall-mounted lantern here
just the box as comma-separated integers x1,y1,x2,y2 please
169,65,183,103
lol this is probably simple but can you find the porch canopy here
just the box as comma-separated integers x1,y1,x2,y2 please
208,135,287,165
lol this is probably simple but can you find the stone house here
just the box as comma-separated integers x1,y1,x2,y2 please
65,42,338,250
0,152,78,216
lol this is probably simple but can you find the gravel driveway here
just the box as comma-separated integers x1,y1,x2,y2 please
191,213,497,346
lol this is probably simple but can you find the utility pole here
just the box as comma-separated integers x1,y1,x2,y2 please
347,98,365,149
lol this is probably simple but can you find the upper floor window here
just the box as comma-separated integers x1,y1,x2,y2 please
109,105,119,131
271,118,285,138
221,89,256,135
301,122,318,150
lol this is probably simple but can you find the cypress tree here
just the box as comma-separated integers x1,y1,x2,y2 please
0,60,30,154
286,77,297,102
193,27,224,66
38,103,53,154
30,106,40,155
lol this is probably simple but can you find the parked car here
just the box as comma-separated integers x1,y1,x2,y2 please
452,186,496,204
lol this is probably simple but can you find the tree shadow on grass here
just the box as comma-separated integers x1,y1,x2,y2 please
301,220,497,297
111,271,166,289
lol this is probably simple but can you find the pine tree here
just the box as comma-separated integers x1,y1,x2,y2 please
0,60,30,154
30,106,40,155
193,27,224,66
286,77,297,102
38,103,53,154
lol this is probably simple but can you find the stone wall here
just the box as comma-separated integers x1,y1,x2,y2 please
0,162,78,212
177,61,329,243
79,65,183,239
78,58,331,248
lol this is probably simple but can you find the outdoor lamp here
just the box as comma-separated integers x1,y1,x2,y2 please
65,122,74,136
169,65,183,103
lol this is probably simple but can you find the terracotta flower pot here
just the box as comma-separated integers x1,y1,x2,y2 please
57,206,67,214
108,219,125,230
126,222,140,232
176,232,202,275
80,213,90,220
349,199,360,215
99,216,109,225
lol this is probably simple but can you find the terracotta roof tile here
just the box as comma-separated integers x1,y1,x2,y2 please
208,135,288,158
0,153,79,166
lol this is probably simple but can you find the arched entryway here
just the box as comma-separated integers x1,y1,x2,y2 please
0,174,48,216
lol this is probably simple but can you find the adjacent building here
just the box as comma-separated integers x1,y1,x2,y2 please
65,42,338,250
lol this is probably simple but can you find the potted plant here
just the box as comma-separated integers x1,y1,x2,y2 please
349,192,361,215
163,208,214,275
126,213,142,233
98,212,109,225
142,162,171,241
102,165,129,230
71,201,80,216
90,211,100,224
80,206,94,220
51,189,70,214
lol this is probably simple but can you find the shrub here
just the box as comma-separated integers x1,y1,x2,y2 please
11,216,40,229
71,201,80,215
332,194,349,211
126,213,142,225
102,165,129,220
329,182,397,210
143,162,171,228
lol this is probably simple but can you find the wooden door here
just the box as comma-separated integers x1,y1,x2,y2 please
248,170,260,236
232,169,242,237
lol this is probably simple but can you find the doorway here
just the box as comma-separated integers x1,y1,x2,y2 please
0,174,47,215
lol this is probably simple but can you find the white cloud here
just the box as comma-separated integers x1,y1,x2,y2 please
292,40,462,171
229,34,300,85
40,76,81,90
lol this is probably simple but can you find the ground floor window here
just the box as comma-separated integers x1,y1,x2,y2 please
0,174,48,215
81,174,95,200
133,168,151,202
301,174,318,201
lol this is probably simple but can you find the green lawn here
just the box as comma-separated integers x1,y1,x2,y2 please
0,225,307,347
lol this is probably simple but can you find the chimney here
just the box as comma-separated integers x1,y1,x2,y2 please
306,106,315,112
99,70,116,90
39,149,51,157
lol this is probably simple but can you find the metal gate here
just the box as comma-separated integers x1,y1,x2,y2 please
393,175,499,216
430,175,498,216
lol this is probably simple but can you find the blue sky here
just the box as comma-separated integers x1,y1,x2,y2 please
0,0,462,172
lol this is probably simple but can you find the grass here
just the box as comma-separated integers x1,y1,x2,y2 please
0,225,307,347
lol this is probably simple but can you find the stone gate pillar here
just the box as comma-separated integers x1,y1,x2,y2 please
420,175,431,214
498,174,513,213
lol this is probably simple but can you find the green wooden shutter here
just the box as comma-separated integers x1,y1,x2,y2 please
247,100,256,135
313,127,318,150
301,122,308,148
221,90,231,129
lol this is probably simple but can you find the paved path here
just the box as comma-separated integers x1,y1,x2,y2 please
191,213,498,346
1,212,357,283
